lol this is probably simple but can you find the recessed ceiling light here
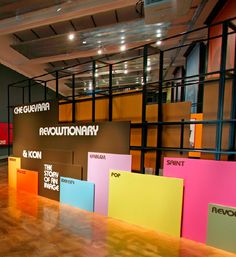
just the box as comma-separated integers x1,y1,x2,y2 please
121,36,125,40
124,69,128,74
120,45,126,52
89,81,92,90
156,40,162,46
156,33,162,38
97,40,102,44
95,73,99,77
156,29,161,34
97,49,102,55
57,7,62,12
157,22,163,26
121,40,125,44
121,29,125,33
147,67,151,72
124,63,128,68
68,33,75,41
82,41,87,44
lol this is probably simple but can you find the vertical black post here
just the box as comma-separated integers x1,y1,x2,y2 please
228,38,236,160
141,45,148,174
56,71,59,99
44,81,47,101
28,79,31,103
72,74,76,123
156,50,164,175
175,83,179,102
171,82,175,103
181,67,185,102
22,87,25,104
216,21,228,160
92,60,96,122
109,64,113,121
7,85,10,156
180,119,184,155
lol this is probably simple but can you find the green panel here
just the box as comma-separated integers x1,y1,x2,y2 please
207,203,236,253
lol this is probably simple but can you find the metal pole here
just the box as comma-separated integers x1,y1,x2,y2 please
72,74,76,123
44,81,47,101
215,21,228,160
141,45,148,174
28,79,31,103
180,119,184,155
156,50,164,175
92,60,96,122
109,64,113,121
7,85,10,156
56,71,59,99
22,87,25,104
228,37,236,160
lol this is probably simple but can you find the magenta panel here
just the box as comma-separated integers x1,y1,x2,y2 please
87,152,131,216
163,158,236,243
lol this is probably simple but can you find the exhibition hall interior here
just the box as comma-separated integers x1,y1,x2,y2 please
0,0,236,256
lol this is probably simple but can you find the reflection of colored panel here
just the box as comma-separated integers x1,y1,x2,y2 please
60,177,94,212
207,204,236,253
17,169,38,195
8,157,21,189
164,158,236,243
87,152,131,216
189,113,203,158
108,170,183,237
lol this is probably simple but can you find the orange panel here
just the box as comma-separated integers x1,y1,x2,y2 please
95,99,109,121
76,101,92,121
189,113,203,158
130,128,141,146
130,150,141,171
17,169,38,195
59,103,72,122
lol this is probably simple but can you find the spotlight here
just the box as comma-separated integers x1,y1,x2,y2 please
156,40,162,46
82,41,87,44
120,45,126,52
97,49,102,55
68,33,75,41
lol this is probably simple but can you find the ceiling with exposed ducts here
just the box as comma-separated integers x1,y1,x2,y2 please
0,0,218,96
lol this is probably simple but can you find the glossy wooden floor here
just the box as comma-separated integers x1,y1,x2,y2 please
0,162,235,257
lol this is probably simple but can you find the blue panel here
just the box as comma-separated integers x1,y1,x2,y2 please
60,177,94,212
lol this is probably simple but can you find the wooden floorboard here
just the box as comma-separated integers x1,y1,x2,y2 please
0,163,235,257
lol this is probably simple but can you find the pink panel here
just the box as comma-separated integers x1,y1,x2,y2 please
87,152,131,216
163,158,236,243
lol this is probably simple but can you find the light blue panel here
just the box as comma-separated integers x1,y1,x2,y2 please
60,177,94,212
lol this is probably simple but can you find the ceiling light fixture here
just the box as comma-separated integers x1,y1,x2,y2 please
156,40,162,46
156,33,162,38
97,49,102,55
156,29,161,34
120,45,126,52
57,7,62,12
124,69,128,74
97,40,102,44
68,33,75,41
121,40,125,44
82,41,87,44
121,36,125,40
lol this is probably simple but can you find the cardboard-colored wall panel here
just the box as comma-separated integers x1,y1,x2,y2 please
17,168,38,195
87,152,131,215
164,158,236,243
59,104,72,122
130,150,141,171
203,79,232,149
130,128,142,146
95,99,109,121
112,94,142,123
60,177,95,212
108,170,184,237
189,113,203,158
76,101,92,121
8,157,21,189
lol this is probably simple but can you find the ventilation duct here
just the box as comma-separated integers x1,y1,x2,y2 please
144,0,192,24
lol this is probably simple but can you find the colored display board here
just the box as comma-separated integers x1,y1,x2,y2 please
12,101,130,202
60,177,94,212
39,163,83,201
163,158,236,243
207,204,236,253
0,122,12,145
8,157,21,188
17,168,38,195
108,170,184,237
87,152,131,215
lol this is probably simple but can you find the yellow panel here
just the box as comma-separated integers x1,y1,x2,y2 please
76,101,92,121
95,99,109,121
189,113,203,158
8,157,21,189
113,94,142,123
108,171,183,237
59,104,72,122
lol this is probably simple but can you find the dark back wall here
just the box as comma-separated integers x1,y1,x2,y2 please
0,64,56,158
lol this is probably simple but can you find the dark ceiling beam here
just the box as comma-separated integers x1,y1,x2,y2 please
69,20,77,31
30,29,40,39
91,15,97,27
115,10,119,23
49,25,58,35
13,33,23,42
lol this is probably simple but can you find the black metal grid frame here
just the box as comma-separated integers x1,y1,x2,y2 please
7,16,236,174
